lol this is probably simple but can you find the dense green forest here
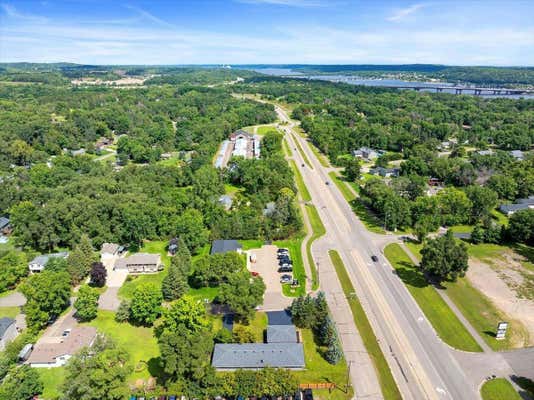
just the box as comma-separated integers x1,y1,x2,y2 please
235,76,534,235
0,80,305,253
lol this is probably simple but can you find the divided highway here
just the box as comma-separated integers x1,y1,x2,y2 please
277,106,477,400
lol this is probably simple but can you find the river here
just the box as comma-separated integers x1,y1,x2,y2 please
249,68,533,99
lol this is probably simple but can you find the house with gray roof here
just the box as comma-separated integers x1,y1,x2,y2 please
210,240,243,255
266,325,298,343
510,150,524,160
212,309,304,370
114,253,162,273
212,342,304,370
369,166,400,178
218,195,233,211
28,252,69,273
499,196,534,216
0,317,17,351
352,147,382,160
0,217,10,232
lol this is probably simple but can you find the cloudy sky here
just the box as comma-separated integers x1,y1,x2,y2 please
1,0,533,65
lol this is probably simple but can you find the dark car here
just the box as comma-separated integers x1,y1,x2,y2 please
280,274,292,283
301,163,305,167
304,389,314,400
325,181,330,185
371,255,379,262
278,265,293,273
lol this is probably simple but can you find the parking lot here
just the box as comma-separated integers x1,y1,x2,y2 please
248,245,292,311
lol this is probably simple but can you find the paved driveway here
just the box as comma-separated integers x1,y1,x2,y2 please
0,291,26,307
98,268,128,311
248,245,291,311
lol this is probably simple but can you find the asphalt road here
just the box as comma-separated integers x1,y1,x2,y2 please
277,106,476,400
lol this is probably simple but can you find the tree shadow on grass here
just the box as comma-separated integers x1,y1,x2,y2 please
394,262,429,289
147,356,165,380
510,375,534,400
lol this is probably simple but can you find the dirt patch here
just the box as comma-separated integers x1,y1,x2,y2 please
467,258,534,346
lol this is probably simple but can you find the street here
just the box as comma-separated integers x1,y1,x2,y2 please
277,105,476,400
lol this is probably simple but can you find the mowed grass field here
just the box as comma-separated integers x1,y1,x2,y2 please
290,159,311,201
328,250,401,400
480,378,521,400
305,204,326,290
295,328,353,400
384,244,482,352
404,241,529,350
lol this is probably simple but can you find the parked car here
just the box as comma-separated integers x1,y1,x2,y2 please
371,255,379,262
278,257,292,265
277,248,289,254
292,279,299,286
250,271,260,277
278,265,293,273
304,389,314,400
280,274,292,283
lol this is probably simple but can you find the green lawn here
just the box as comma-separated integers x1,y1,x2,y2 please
118,241,170,299
257,125,278,135
240,239,264,250
405,241,529,350
275,237,306,297
294,329,352,400
38,367,66,400
85,310,162,381
480,378,521,400
234,311,268,342
349,198,386,234
0,306,21,318
292,135,312,168
187,286,219,302
491,209,509,226
384,244,482,352
224,183,244,195
290,159,311,201
283,138,293,157
329,250,401,400
305,204,326,290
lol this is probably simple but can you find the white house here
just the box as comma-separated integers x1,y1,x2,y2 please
28,252,69,273
27,326,97,368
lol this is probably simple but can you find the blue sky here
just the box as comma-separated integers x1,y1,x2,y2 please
1,0,533,65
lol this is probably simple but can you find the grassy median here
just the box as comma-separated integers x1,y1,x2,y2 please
384,244,482,352
329,250,402,400
306,204,326,290
290,159,311,202
292,134,312,168
480,378,521,400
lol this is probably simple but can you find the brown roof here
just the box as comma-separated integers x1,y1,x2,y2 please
27,326,97,364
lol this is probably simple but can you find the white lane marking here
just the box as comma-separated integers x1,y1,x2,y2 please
436,387,447,396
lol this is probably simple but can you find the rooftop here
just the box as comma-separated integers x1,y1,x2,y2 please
29,252,69,266
212,343,304,369
266,325,298,343
115,253,160,268
26,326,97,364
101,243,119,254
0,217,9,229
210,240,242,255
0,317,15,337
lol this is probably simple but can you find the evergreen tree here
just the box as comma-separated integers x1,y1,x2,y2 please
67,234,96,284
324,340,343,365
314,291,329,329
318,315,337,347
162,242,191,301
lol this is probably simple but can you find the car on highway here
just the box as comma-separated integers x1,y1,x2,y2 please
280,274,292,283
325,181,330,185
301,163,305,167
371,255,379,262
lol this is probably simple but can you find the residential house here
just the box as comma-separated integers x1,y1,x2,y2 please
100,243,124,267
0,217,11,234
0,317,17,351
369,167,400,178
168,237,179,256
476,149,493,156
510,150,524,161
210,240,243,255
70,148,86,156
218,195,233,211
114,253,163,273
352,147,381,160
28,252,69,273
27,326,97,368
212,312,304,370
499,196,534,216
95,137,113,151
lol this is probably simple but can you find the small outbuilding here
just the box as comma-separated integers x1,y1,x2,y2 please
0,317,17,351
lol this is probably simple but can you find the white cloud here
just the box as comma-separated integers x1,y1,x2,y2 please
0,3,48,23
387,3,426,22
